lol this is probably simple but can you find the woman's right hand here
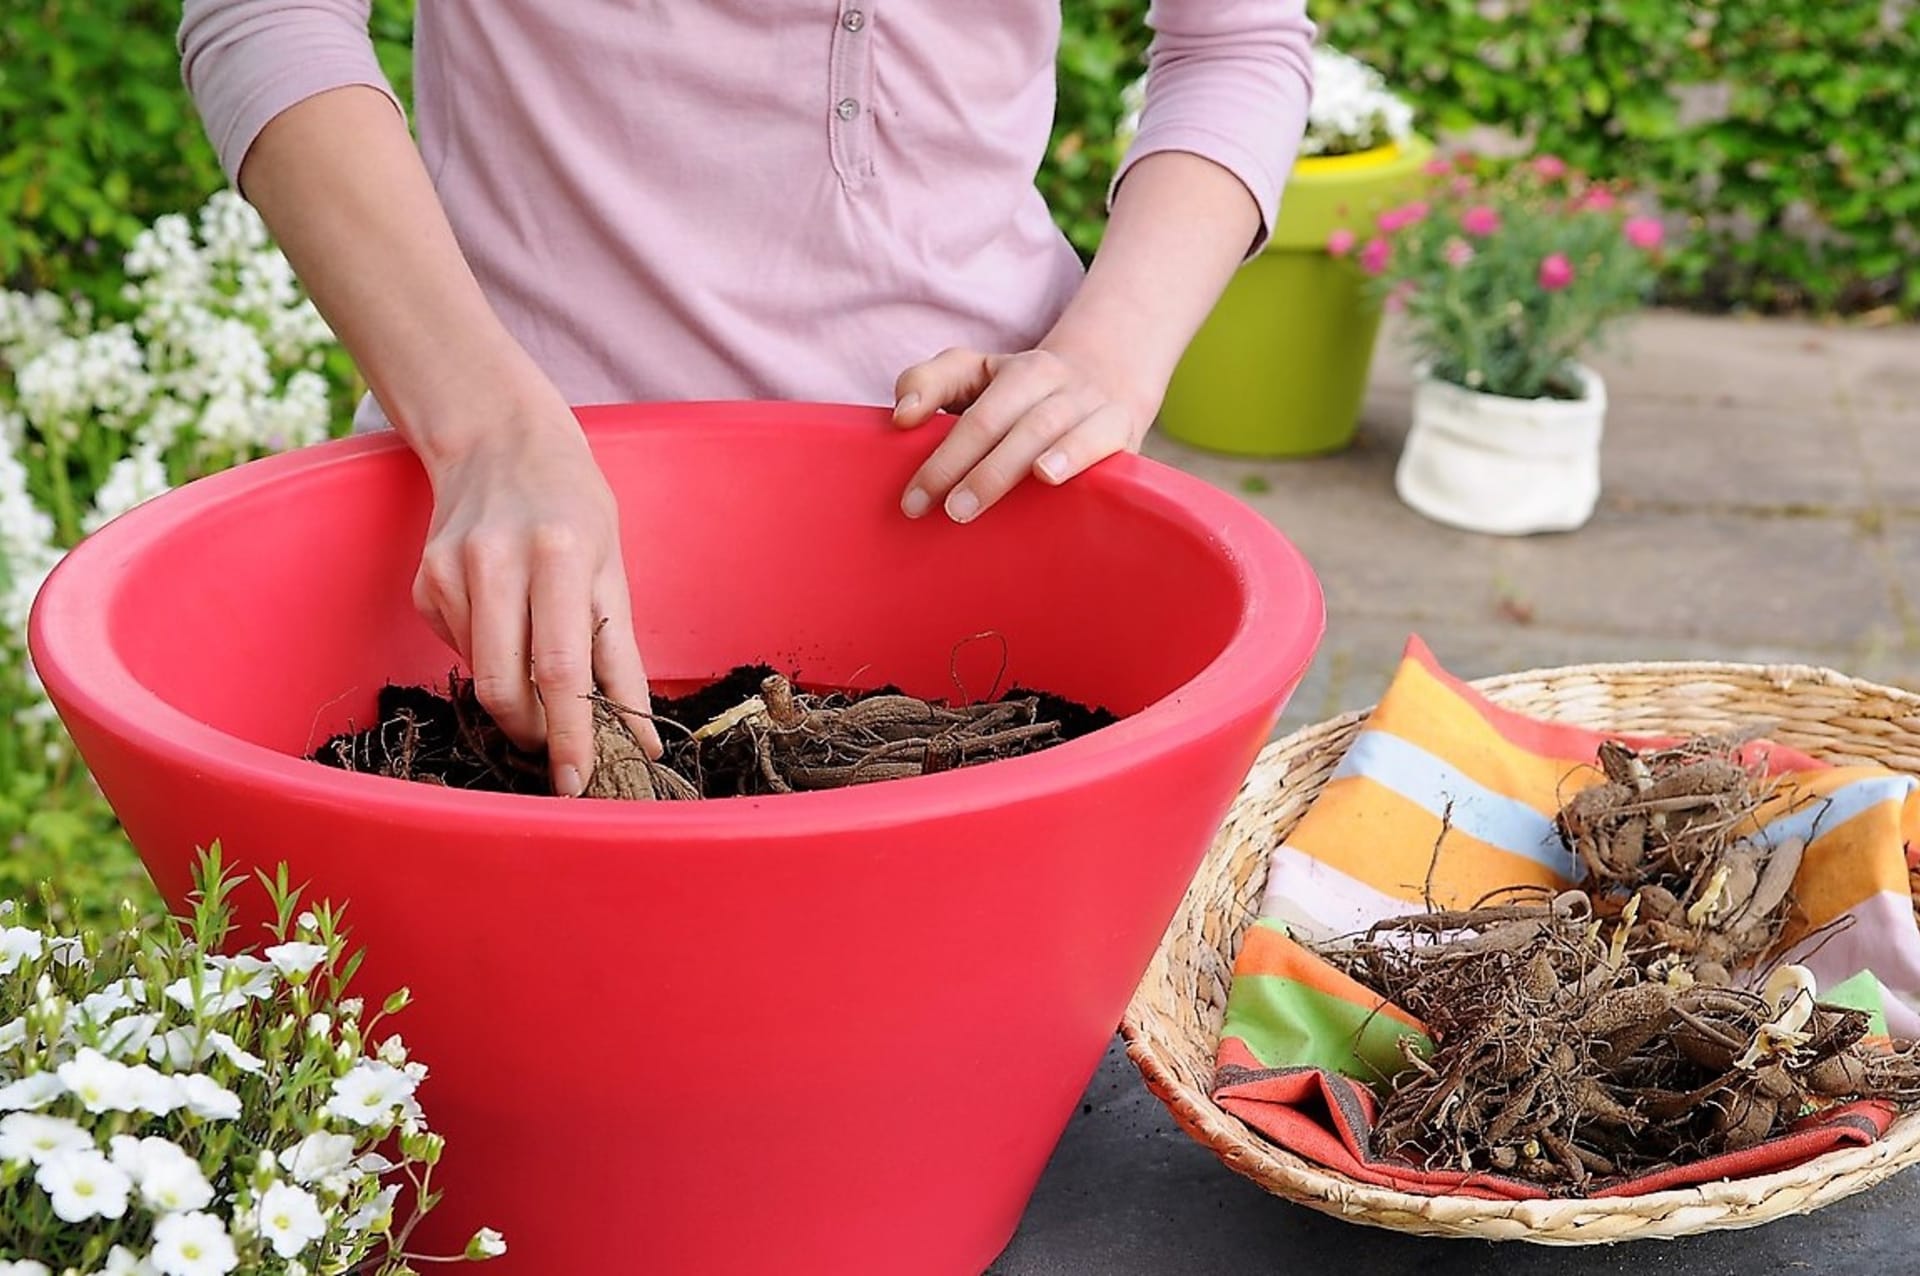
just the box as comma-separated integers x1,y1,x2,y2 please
412,392,662,796
224,85,660,796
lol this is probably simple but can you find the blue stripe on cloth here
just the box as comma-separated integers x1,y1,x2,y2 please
1331,731,1581,878
1745,774,1917,852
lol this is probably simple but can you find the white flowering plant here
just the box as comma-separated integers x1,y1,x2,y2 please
1299,45,1415,158
0,847,502,1275
1116,44,1414,161
1,190,349,929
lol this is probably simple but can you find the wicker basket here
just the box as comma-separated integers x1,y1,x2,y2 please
1121,660,1920,1243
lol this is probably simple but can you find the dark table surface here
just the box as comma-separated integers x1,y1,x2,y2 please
988,1037,1917,1276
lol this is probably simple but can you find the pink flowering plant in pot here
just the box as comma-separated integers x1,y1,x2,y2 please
1334,155,1668,535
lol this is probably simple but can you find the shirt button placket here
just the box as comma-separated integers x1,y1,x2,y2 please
828,2,875,187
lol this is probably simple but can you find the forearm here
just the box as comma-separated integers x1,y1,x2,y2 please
1041,152,1261,417
238,86,560,469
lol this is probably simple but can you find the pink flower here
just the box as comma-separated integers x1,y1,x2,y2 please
1449,176,1476,198
1376,202,1430,234
1326,228,1357,257
1580,186,1618,212
1423,158,1453,177
1532,154,1568,180
1538,253,1575,291
1358,238,1392,276
1385,282,1417,315
1460,205,1501,238
1443,238,1475,268
1624,216,1665,250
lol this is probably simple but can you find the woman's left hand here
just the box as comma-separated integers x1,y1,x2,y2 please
891,345,1155,523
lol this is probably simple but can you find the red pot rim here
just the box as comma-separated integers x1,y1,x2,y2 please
28,401,1325,842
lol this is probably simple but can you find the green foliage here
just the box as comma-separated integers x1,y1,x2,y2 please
1049,0,1151,257
0,770,156,931
0,1,219,304
0,0,418,312
1316,0,1920,316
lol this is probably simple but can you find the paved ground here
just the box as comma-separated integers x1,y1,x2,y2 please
992,311,1920,1274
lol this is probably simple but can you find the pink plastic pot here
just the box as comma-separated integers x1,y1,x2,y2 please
30,403,1321,1274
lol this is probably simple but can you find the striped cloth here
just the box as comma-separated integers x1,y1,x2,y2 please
1213,637,1920,1198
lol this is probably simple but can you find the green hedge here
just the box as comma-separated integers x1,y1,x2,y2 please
1318,0,1920,316
6,2,1914,326
0,0,415,305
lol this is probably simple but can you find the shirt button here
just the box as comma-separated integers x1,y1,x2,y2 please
836,98,859,121
842,9,865,31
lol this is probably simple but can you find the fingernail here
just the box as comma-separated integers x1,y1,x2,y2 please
946,489,980,523
1036,451,1068,483
557,765,584,798
902,487,932,518
893,392,920,420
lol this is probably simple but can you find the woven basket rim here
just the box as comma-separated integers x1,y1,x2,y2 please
1120,657,1920,1242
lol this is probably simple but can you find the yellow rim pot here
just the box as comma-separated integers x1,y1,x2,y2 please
1159,136,1434,458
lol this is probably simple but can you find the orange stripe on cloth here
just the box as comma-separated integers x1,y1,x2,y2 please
1285,775,1571,909
1400,635,1831,777
1232,922,1428,1035
1781,801,1916,942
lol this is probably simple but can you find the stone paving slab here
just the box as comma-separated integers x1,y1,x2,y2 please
994,311,1920,1276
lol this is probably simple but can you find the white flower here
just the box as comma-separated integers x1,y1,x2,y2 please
1301,45,1415,157
112,1136,215,1214
0,1073,66,1112
0,926,44,975
82,446,172,535
36,1147,133,1221
305,1013,331,1040
296,911,319,933
345,1183,399,1233
60,1047,137,1112
0,1015,24,1051
263,942,329,979
95,1246,159,1276
79,979,146,1023
0,1260,53,1276
468,1227,508,1259
279,1130,356,1185
100,1012,163,1060
177,1073,242,1121
58,1048,178,1115
162,974,248,1017
325,1061,418,1128
206,1031,264,1074
46,936,86,967
147,1027,202,1070
377,1035,409,1067
256,1181,328,1259
205,954,276,998
0,1112,92,1164
150,1211,238,1276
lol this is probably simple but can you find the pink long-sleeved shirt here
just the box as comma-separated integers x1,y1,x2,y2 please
179,2,1313,414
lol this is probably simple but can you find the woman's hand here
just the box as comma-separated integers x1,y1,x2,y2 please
890,345,1155,523
413,394,661,797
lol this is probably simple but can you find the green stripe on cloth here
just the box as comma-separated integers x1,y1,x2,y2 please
1822,969,1891,1038
1221,973,1433,1079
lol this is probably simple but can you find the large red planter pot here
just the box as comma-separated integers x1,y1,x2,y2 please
29,402,1322,1274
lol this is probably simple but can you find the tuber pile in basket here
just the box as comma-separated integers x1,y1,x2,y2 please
1317,734,1920,1191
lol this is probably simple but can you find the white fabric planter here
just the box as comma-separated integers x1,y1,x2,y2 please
1393,364,1607,535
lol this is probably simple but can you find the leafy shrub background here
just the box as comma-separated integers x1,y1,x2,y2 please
1315,0,1920,316
0,0,416,309
8,2,1919,314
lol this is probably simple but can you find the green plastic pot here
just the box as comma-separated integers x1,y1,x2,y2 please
1159,136,1434,458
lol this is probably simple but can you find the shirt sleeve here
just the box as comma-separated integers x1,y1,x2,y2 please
1110,0,1316,257
179,0,405,189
